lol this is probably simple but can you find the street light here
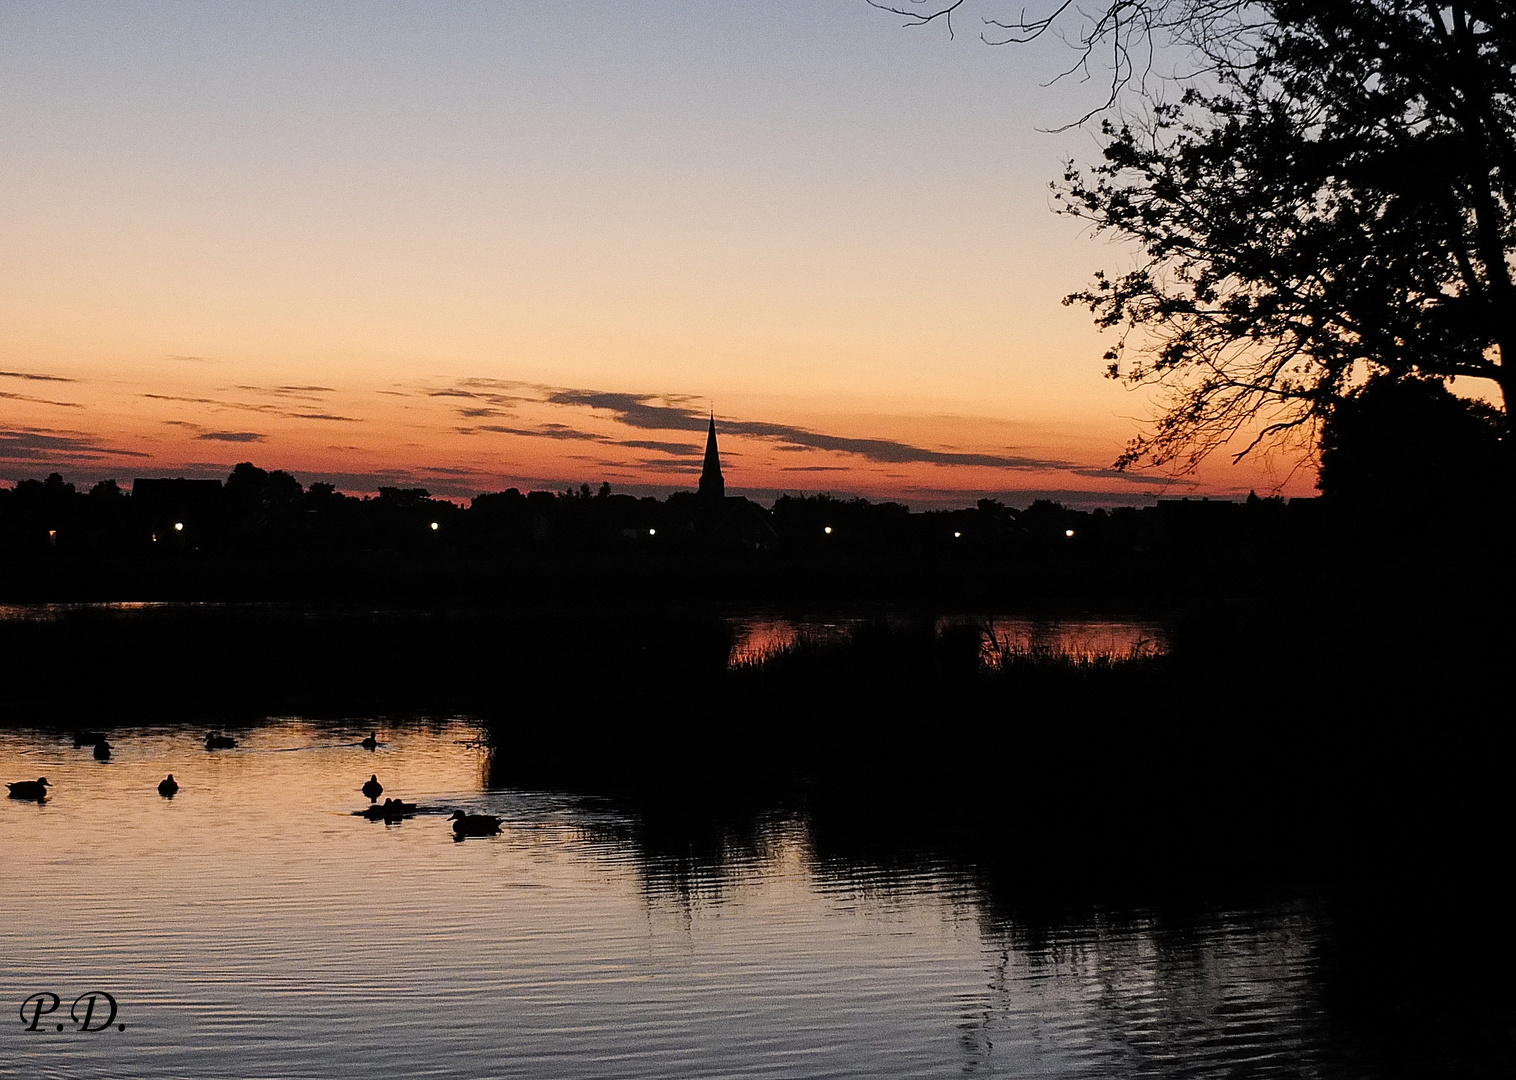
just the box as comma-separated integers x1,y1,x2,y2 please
174,522,184,532
1065,528,1075,538
430,521,440,531
823,526,833,535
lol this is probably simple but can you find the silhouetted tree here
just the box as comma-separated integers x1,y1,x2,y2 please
1054,3,1513,474
870,3,1513,485
1319,376,1507,511
225,462,304,536
866,2,1258,119
375,486,431,509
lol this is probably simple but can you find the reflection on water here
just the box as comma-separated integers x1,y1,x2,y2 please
0,602,1167,669
0,719,1447,1078
729,614,1167,665
0,601,223,621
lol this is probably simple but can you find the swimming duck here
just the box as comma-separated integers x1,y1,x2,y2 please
73,730,107,747
449,810,502,837
158,775,178,798
7,778,50,800
361,798,418,821
361,775,383,801
93,740,112,761
360,731,379,751
205,733,236,750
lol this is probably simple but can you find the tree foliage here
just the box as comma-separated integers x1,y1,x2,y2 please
1056,2,1514,472
871,2,1514,477
1318,375,1505,508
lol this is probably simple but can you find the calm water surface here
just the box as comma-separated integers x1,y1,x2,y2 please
2,720,1375,1079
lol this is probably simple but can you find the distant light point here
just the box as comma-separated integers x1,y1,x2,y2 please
648,528,656,536
1065,528,1076,537
174,522,184,532
823,526,833,535
430,521,440,531
954,531,961,538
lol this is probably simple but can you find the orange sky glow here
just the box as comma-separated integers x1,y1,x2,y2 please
0,2,1318,508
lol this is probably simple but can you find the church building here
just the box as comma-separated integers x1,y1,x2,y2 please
698,413,724,500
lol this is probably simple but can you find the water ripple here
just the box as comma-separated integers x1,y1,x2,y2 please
2,720,1380,1078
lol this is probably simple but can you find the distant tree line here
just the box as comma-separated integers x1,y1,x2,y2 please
0,460,1341,564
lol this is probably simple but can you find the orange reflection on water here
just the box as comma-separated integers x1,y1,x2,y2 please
728,614,1168,667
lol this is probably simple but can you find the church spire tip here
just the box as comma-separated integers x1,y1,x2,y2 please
699,410,724,499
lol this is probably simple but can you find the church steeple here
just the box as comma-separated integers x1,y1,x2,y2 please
698,412,725,499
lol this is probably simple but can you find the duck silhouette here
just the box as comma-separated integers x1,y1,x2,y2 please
73,730,106,747
93,740,112,761
158,775,179,798
449,810,502,838
360,731,378,751
361,798,418,821
7,777,49,801
361,775,383,801
205,733,236,750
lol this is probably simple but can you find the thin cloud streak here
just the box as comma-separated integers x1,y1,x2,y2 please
1,390,83,408
1,371,75,383
195,431,267,443
466,423,607,441
142,394,359,422
1070,466,1185,486
618,439,701,457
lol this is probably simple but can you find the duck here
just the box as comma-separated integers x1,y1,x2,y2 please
72,730,107,747
449,810,502,837
205,733,237,750
7,778,50,800
361,798,418,821
361,775,383,801
93,740,112,761
360,731,379,751
158,775,178,798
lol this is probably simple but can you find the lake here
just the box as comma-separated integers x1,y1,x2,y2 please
2,718,1484,1079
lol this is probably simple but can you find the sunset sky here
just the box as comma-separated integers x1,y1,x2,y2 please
0,1,1317,508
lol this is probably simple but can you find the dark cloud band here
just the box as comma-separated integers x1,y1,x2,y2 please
195,431,267,443
541,388,1075,471
1,428,150,465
